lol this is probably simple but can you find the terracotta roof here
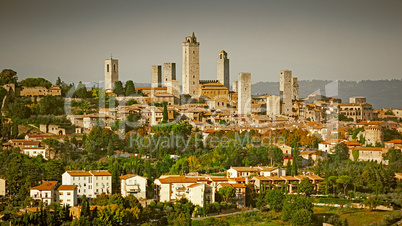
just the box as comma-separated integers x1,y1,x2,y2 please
218,183,232,187
357,121,384,125
157,176,198,184
307,175,324,180
235,177,246,182
386,139,402,144
231,183,246,188
58,185,77,190
119,174,136,180
230,167,261,172
294,175,308,180
66,171,92,176
209,177,228,181
349,147,384,151
188,183,204,188
258,166,278,171
30,181,57,191
280,176,298,181
90,170,112,176
344,141,361,146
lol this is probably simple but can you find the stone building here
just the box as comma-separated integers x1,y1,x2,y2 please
280,70,293,115
217,50,230,89
238,73,251,115
163,63,176,85
232,81,238,92
198,82,229,100
292,77,299,100
364,126,383,146
182,32,200,96
349,96,366,104
105,57,119,90
20,85,61,97
151,65,162,88
338,103,373,122
266,95,280,117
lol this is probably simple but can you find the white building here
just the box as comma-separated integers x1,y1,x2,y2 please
120,174,147,199
23,147,48,159
226,166,285,178
30,181,58,205
58,185,77,207
187,183,214,207
62,170,112,199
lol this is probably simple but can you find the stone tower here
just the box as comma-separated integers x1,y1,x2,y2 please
152,65,162,88
105,57,119,90
238,73,251,116
267,95,280,117
217,50,229,89
163,63,176,85
232,81,238,92
280,70,292,115
292,77,299,100
182,32,200,96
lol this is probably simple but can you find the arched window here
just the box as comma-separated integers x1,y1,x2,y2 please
113,64,116,72
107,64,109,72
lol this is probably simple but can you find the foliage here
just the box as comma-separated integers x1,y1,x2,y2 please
352,149,359,162
291,208,313,226
336,175,353,196
282,195,313,221
113,81,124,96
218,186,236,202
125,80,136,96
0,69,18,85
265,188,285,211
20,77,52,88
298,178,314,196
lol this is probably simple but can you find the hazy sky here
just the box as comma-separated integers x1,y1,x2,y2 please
1,0,401,85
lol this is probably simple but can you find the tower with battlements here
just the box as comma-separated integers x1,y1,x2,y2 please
238,73,251,115
182,32,200,96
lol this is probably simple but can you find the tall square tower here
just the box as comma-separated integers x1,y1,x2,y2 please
105,58,118,90
182,32,200,96
163,63,176,86
217,50,229,89
238,73,251,116
280,70,292,115
152,65,162,88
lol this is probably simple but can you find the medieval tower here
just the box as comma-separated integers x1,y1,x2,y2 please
217,50,229,89
280,70,293,115
238,73,251,116
163,63,176,85
152,65,162,88
182,32,200,96
105,57,119,90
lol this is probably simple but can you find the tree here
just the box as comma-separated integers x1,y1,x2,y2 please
218,186,236,202
113,81,124,96
75,81,87,98
125,80,135,96
0,69,18,85
282,195,313,221
352,149,359,162
20,78,52,88
162,103,168,123
333,143,349,162
298,178,314,196
292,208,313,226
328,176,338,195
107,140,114,156
265,188,284,211
336,175,352,196
37,96,64,115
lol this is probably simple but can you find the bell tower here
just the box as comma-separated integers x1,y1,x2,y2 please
182,32,200,96
105,56,118,90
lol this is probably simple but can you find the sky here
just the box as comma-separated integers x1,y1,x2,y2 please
1,0,401,85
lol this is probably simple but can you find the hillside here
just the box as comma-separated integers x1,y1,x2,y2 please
252,79,402,109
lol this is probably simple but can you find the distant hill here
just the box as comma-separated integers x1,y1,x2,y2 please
252,79,402,109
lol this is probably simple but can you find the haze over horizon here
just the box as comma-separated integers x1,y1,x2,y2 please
1,0,401,85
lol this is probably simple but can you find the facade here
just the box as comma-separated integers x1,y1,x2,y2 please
292,77,299,100
266,95,280,117
226,166,285,178
280,70,293,115
105,58,119,90
20,85,61,97
120,174,147,199
217,50,230,89
232,81,238,92
58,185,77,207
23,147,47,159
364,126,383,146
198,82,229,100
238,73,251,116
217,183,246,208
385,139,402,149
62,170,112,199
348,147,387,164
30,181,58,205
187,183,213,207
338,103,373,122
163,63,176,85
182,32,200,96
151,65,162,88
0,178,6,197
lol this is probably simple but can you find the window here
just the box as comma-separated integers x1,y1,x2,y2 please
67,192,71,195
107,64,110,72
96,183,98,186
67,199,71,202
107,183,109,186
113,64,116,72
84,189,86,193
60,192,63,195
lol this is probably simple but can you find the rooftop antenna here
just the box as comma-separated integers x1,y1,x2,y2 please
110,53,113,59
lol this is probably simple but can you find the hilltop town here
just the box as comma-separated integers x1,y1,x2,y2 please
0,32,402,225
